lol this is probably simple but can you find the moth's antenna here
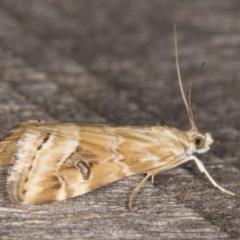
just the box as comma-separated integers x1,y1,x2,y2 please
173,25,196,130
188,62,205,131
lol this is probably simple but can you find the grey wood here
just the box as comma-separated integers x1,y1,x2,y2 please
0,1,240,239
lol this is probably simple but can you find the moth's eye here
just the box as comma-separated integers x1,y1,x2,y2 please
193,136,205,149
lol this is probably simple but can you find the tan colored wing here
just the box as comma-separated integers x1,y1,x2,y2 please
0,120,188,204
0,121,31,166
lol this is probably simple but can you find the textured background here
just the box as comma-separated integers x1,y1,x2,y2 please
0,0,240,239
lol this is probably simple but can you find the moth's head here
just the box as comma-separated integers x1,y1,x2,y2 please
188,130,214,154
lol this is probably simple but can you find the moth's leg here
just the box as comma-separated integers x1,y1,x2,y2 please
151,175,155,184
129,173,151,211
191,156,235,196
129,167,163,211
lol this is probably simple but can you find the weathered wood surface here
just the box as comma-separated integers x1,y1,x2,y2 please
0,0,240,239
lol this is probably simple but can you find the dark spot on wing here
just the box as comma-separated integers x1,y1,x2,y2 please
37,133,51,150
76,161,91,180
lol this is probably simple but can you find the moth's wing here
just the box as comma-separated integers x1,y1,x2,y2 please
0,121,29,166
0,120,90,166
4,121,182,204
6,122,155,204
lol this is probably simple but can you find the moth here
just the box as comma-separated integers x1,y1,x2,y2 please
0,26,235,210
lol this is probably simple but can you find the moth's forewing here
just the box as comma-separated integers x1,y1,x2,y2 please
1,120,190,204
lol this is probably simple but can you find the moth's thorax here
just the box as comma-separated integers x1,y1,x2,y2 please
150,126,194,157
153,126,214,157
